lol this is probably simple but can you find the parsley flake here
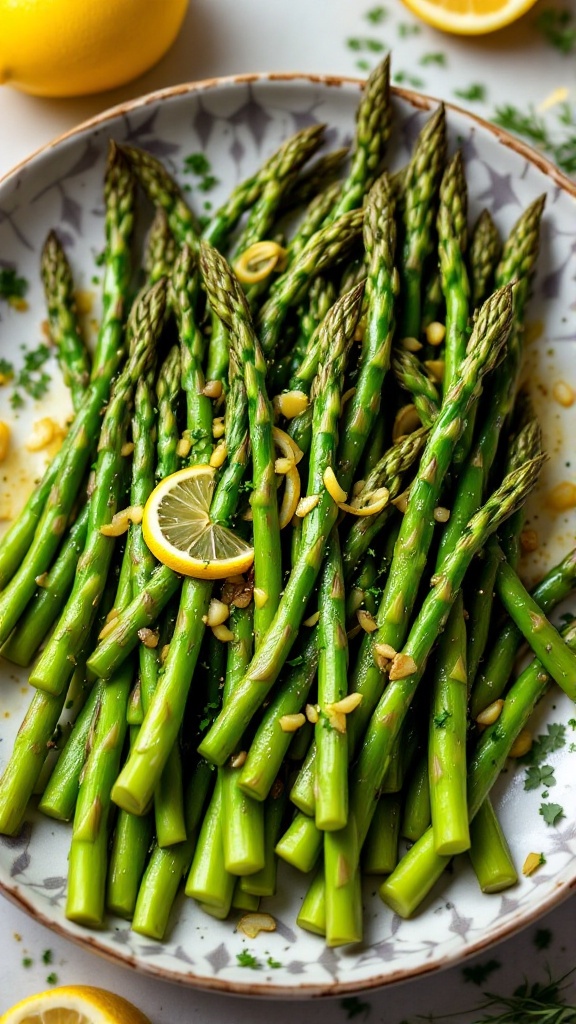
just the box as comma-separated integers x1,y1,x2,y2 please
524,764,556,791
539,801,565,826
0,267,28,301
366,6,388,23
433,709,452,729
236,950,261,969
454,83,486,102
340,995,371,1019
462,958,501,985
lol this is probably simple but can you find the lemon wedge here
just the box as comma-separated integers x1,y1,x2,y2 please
142,465,254,580
0,985,152,1024
399,0,539,34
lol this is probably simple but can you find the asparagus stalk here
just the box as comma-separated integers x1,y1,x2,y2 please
494,549,576,700
201,242,281,643
232,124,325,255
29,280,166,696
110,380,249,815
329,56,392,220
257,208,363,357
398,104,447,339
380,617,576,919
337,173,397,486
1,503,90,667
301,455,544,935
315,529,349,832
197,284,363,767
41,230,91,409
468,209,502,310
428,590,469,855
120,143,201,247
471,545,576,717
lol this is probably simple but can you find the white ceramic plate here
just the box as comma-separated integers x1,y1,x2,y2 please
1,73,576,998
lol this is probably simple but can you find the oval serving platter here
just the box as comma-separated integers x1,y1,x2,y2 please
1,73,576,997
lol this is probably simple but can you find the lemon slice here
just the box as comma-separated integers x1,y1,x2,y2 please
399,0,539,34
0,985,152,1024
142,465,254,580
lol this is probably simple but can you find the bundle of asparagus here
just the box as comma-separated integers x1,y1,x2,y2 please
1,56,575,951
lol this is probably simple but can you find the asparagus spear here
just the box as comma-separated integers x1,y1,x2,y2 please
437,150,470,392
1,503,90,667
471,545,576,717
380,616,576,919
315,529,349,832
494,549,576,700
203,126,324,250
337,173,397,486
143,207,178,284
41,230,91,409
398,104,447,339
197,283,362,768
343,286,513,754
92,141,137,374
428,591,469,855
201,241,282,643
120,143,201,247
393,349,440,428
257,208,363,357
468,209,502,310
110,377,249,815
300,455,544,936
232,124,325,255
29,280,166,696
329,56,392,220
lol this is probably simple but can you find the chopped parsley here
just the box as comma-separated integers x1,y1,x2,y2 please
0,357,14,379
236,950,261,969
493,103,576,175
184,153,211,175
0,267,28,301
46,972,58,985
22,956,33,968
397,22,421,35
454,83,486,102
287,654,304,667
433,709,452,729
523,723,566,765
539,801,565,826
568,718,576,730
340,995,371,1019
533,927,553,949
524,764,556,791
10,391,24,410
365,6,388,23
393,71,425,88
420,52,447,66
462,958,501,985
346,37,386,52
266,956,282,969
183,153,220,194
42,949,53,964
534,6,576,53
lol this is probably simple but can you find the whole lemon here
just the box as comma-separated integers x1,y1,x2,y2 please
0,0,188,97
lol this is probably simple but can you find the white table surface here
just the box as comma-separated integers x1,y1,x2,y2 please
2,0,576,1018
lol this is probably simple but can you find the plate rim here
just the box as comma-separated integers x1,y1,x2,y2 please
1,69,576,999
1,70,576,201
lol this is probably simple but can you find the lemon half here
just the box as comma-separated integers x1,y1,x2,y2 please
142,465,254,580
0,986,152,1024
399,0,539,34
